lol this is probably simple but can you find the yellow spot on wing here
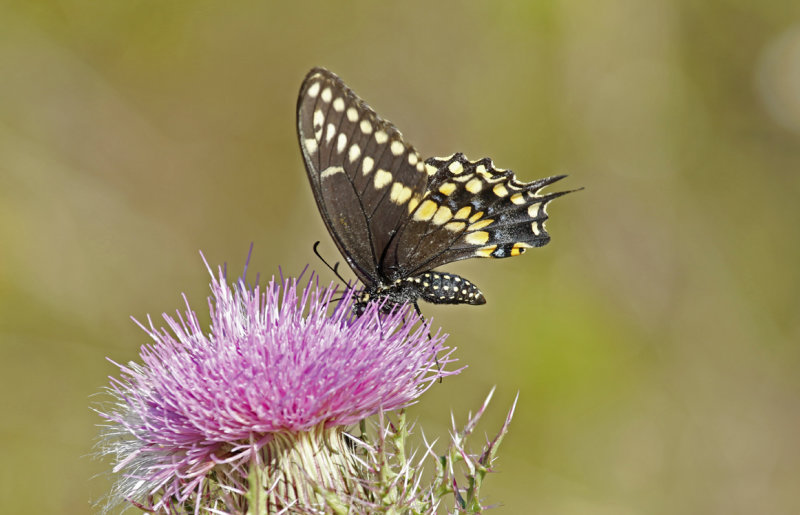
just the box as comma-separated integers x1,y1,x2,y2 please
466,178,483,193
448,161,464,174
445,221,466,232
531,222,541,235
425,163,438,176
528,204,540,218
469,211,484,223
493,183,509,197
412,199,438,221
374,169,393,189
454,206,472,219
407,196,420,214
510,192,525,205
465,231,490,245
475,244,497,257
433,206,453,225
438,182,457,196
469,219,493,231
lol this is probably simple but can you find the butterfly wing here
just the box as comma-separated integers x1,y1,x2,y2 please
297,68,429,287
384,153,571,276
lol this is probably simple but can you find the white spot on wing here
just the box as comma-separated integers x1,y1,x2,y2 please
362,156,374,175
389,182,413,205
360,119,373,134
348,144,361,163
321,87,332,103
304,138,318,154
307,82,321,98
332,97,345,112
375,130,388,144
390,140,404,156
321,166,344,178
325,123,336,144
336,133,347,154
346,107,358,122
374,169,393,189
313,110,324,140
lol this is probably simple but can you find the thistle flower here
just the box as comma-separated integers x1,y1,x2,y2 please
96,262,458,513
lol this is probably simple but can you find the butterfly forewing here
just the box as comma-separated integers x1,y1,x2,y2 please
297,68,428,286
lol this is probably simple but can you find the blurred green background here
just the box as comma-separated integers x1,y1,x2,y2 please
2,1,799,513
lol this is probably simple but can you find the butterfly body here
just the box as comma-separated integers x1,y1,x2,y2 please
297,68,572,313
354,271,485,315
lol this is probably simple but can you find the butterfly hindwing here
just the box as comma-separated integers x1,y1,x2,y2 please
387,153,569,275
297,68,428,286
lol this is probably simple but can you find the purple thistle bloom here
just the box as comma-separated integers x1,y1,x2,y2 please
96,263,457,513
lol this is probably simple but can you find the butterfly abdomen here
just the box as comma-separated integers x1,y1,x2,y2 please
401,272,486,306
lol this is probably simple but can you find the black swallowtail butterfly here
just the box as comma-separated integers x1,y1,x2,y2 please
297,68,573,314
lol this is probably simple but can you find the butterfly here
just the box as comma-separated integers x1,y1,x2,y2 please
297,67,574,315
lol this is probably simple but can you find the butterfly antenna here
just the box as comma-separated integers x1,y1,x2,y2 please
313,241,349,285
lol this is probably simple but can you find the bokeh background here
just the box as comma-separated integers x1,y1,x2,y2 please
2,1,799,513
